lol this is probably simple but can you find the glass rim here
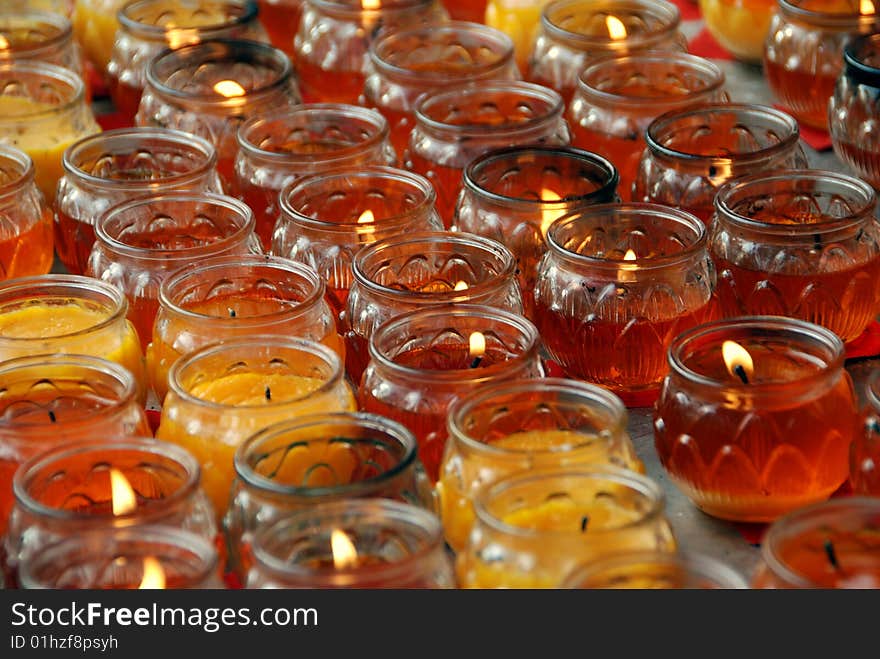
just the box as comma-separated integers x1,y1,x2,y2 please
119,0,260,40
778,0,880,28
0,60,85,123
0,9,73,59
844,32,880,86
308,0,435,18
866,368,880,412
0,144,35,198
541,0,682,49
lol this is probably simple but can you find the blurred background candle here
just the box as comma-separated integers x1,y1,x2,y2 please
256,0,303,59
485,0,551,72
699,0,777,63
851,369,880,495
72,0,127,76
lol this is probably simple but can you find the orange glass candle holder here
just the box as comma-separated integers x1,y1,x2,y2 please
235,104,397,250
72,0,127,74
257,0,303,58
246,499,455,588
485,0,550,72
851,369,880,495
709,169,880,344
0,10,85,87
654,316,859,523
699,0,777,63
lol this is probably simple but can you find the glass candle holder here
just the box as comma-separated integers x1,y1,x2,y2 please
534,203,717,400
829,33,880,191
155,336,356,523
654,316,859,523
271,166,443,315
438,377,643,554
699,0,777,63
72,0,127,74
246,499,455,588
709,169,880,344
256,0,303,58
406,80,570,226
0,61,99,204
108,0,270,122
358,305,544,482
55,127,222,276
225,411,434,579
235,104,397,250
752,497,880,588
0,10,85,88
293,0,448,104
485,0,548,72
527,0,687,104
0,145,53,279
86,192,260,347
344,230,523,384
851,369,880,495
456,466,676,588
764,0,880,131
454,145,619,322
363,21,520,156
635,103,808,224
136,38,301,190
568,52,727,201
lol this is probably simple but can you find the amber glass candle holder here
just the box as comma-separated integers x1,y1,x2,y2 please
709,169,880,344
235,104,397,250
257,0,303,58
0,10,84,86
535,203,716,400
226,412,434,579
246,499,455,588
136,38,301,190
568,52,727,201
86,192,260,347
108,0,270,121
344,230,523,383
55,127,222,276
358,305,544,482
0,61,99,204
635,103,808,223
148,254,343,402
407,81,570,227
72,0,127,74
654,316,858,523
752,497,880,588
699,0,777,63
456,466,675,588
293,0,448,104
271,166,443,315
851,369,880,495
527,0,687,104
0,145,54,279
764,0,880,131
438,378,643,554
156,336,356,522
363,21,519,156
830,33,880,190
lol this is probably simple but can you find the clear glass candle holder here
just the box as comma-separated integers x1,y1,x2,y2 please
235,104,397,250
654,316,859,523
699,0,777,63
0,10,85,90
438,377,643,554
635,103,808,224
851,369,880,496
55,127,222,276
358,304,544,482
86,192,260,347
246,499,455,588
709,169,880,344
256,0,304,58
344,230,523,384
72,0,127,74
562,550,749,588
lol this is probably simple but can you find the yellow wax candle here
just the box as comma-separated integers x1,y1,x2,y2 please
699,0,778,63
485,0,550,73
72,0,125,72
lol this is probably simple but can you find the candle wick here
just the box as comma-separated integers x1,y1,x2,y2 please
228,308,236,318
264,386,271,401
813,233,823,251
580,515,590,532
47,410,56,423
469,356,483,369
824,539,840,571
733,364,750,385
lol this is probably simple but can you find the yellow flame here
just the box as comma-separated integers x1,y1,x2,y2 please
469,331,486,360
623,249,637,261
539,188,563,237
606,15,627,40
331,529,359,569
357,209,376,239
213,80,246,97
362,0,381,8
0,35,9,50
110,468,137,516
166,26,195,50
861,0,875,15
454,281,469,291
722,340,754,381
138,557,166,589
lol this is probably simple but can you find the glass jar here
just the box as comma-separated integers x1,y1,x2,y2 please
829,33,880,191
226,412,434,579
363,21,519,156
108,0,270,122
851,369,880,495
148,254,344,402
0,61,99,203
271,166,443,316
485,0,550,72
709,169,880,344
698,0,777,63
456,466,676,588
358,305,544,482
246,499,455,588
0,10,85,88
407,80,570,226
568,52,727,201
155,336,356,522
562,550,749,588
72,0,126,74
654,316,858,522
454,145,619,321
293,0,448,104
136,38,301,190
344,230,523,383
534,203,717,401
635,103,808,223
764,0,880,131
0,145,53,279
235,104,397,250
527,0,687,104
439,377,642,553
256,0,304,58
86,192,260,347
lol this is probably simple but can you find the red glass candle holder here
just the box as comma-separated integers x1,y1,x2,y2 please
654,316,859,522
0,9,85,92
851,369,880,495
256,0,303,58
709,169,880,344
235,104,397,250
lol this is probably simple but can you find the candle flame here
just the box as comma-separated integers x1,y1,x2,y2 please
454,280,469,291
362,0,381,8
469,331,486,359
357,209,375,225
623,249,637,261
331,529,359,569
213,80,246,97
861,0,875,15
606,15,627,40
0,35,9,50
722,340,754,381
138,557,166,590
166,25,196,50
539,188,563,237
110,468,137,516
